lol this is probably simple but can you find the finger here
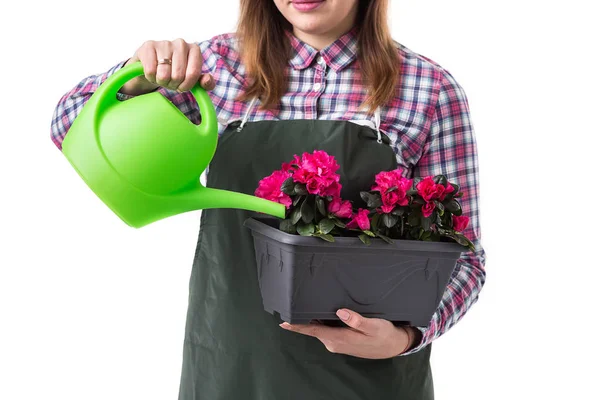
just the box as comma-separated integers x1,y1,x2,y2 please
199,73,216,91
168,38,187,90
318,338,341,354
177,43,203,92
336,309,379,335
139,41,158,84
280,322,350,343
155,41,173,88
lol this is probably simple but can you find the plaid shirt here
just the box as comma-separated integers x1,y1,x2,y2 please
51,28,486,356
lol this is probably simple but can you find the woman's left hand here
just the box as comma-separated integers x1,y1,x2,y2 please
279,309,419,359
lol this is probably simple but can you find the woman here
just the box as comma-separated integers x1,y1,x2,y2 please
51,0,486,398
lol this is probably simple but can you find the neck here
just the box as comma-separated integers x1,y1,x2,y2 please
292,14,357,50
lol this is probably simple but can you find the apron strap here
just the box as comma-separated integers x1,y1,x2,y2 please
374,106,383,144
237,97,258,132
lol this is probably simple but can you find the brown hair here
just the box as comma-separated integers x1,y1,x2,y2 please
236,0,400,113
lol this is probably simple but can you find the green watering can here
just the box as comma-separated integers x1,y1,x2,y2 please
62,61,286,228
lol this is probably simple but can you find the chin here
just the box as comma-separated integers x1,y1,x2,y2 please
289,15,330,34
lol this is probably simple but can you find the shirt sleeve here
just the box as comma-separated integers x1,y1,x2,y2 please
399,67,487,356
50,40,220,151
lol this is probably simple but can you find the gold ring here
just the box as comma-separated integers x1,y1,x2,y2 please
158,58,172,65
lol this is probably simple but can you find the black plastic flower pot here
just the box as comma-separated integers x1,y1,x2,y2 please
243,216,466,327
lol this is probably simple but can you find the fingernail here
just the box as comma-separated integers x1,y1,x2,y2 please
279,322,291,329
336,310,350,321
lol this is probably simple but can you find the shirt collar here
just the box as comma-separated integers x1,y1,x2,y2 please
287,27,358,73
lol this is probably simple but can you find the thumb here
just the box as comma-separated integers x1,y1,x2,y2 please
336,309,376,333
199,73,216,90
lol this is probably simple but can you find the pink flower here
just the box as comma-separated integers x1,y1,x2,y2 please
371,169,412,212
372,169,403,191
324,181,342,197
346,208,371,231
305,175,341,197
452,215,470,232
327,197,353,218
380,204,395,214
439,182,454,202
417,176,452,202
422,201,436,218
255,170,293,209
381,191,399,212
301,150,340,176
281,154,301,173
292,150,340,181
291,150,341,197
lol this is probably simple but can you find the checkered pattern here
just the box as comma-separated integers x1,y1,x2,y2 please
50,28,486,356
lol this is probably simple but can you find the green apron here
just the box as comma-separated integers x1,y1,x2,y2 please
177,109,434,399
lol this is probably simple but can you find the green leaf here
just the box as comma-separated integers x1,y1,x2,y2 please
421,230,432,241
318,218,335,234
376,233,394,244
358,234,371,246
437,227,452,236
454,232,476,251
383,213,398,228
400,217,405,237
421,215,432,231
360,191,373,204
301,197,314,223
333,218,346,228
294,184,308,195
434,200,444,211
445,199,461,214
290,207,302,224
450,183,460,196
313,233,335,242
435,213,443,226
434,175,448,186
409,226,421,239
316,197,327,216
280,177,295,195
386,186,398,194
412,197,426,205
293,195,304,207
369,196,383,208
363,230,376,237
437,229,475,251
391,207,405,216
360,191,382,208
371,213,381,231
279,219,296,234
408,213,420,227
296,222,315,236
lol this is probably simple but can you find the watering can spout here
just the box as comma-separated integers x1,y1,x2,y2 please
180,184,286,219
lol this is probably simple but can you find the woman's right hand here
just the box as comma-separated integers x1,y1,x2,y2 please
119,39,215,96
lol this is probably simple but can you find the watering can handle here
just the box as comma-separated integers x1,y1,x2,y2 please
95,60,218,138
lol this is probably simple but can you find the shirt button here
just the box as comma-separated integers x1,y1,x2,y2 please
316,55,325,65
313,82,322,91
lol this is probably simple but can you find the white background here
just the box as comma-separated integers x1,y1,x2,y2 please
1,1,598,399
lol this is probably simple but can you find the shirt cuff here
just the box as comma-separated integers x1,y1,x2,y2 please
398,326,430,356
116,91,135,101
